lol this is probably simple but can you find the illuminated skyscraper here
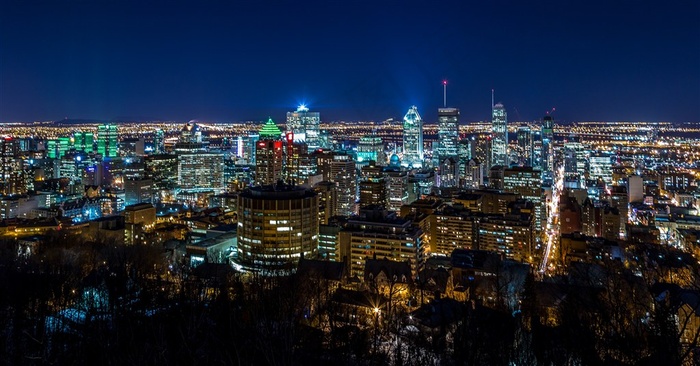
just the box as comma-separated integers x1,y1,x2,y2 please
402,106,423,168
97,124,118,158
503,166,543,237
153,129,165,154
0,137,24,195
357,135,385,165
517,126,533,166
317,152,357,216
255,118,284,186
490,103,508,168
73,132,94,153
436,107,459,160
235,184,319,273
286,104,320,152
541,115,554,178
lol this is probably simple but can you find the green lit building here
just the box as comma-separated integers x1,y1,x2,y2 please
97,124,118,158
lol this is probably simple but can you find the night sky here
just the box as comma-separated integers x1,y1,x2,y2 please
1,0,699,123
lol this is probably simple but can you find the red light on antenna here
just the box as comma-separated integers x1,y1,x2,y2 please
443,80,447,85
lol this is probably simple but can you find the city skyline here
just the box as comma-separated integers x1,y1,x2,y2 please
1,0,699,123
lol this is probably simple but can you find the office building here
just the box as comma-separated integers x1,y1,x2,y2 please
317,152,356,216
255,118,284,186
286,104,321,152
517,126,533,166
385,167,408,212
478,214,534,262
491,103,508,168
357,135,385,165
124,178,153,206
314,181,338,225
235,184,319,272
97,124,118,158
153,129,165,154
144,154,178,191
338,206,425,277
503,166,543,234
178,152,225,191
402,106,423,168
0,137,25,195
436,107,459,160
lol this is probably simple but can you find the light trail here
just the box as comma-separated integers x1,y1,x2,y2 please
540,165,565,273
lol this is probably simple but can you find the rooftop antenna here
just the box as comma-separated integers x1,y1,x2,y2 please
443,80,447,107
491,89,494,109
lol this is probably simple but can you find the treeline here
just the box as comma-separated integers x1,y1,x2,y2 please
0,233,696,365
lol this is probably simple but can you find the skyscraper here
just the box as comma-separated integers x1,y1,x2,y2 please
286,104,321,152
502,166,543,238
490,103,508,168
97,124,118,158
0,137,24,195
235,184,319,273
153,129,165,154
402,106,423,168
517,126,533,166
357,135,385,165
541,115,554,180
255,118,284,186
436,107,459,160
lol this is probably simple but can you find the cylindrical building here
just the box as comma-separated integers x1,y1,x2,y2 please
235,184,319,273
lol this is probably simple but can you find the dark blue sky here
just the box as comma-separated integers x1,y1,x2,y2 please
1,0,699,123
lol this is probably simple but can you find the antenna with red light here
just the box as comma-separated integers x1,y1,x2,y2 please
442,80,447,107
546,107,556,116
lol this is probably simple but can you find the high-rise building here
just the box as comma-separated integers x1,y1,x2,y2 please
503,167,544,236
153,129,165,154
589,153,613,186
436,107,459,160
490,103,508,168
73,132,94,153
462,158,483,189
284,134,315,186
384,167,408,212
235,184,319,273
438,157,459,188
541,115,554,183
359,178,387,209
124,178,153,206
286,104,321,152
255,118,284,186
144,154,179,191
429,204,478,256
317,152,357,216
338,207,425,277
314,181,338,225
357,135,385,165
517,126,533,166
97,124,118,158
0,137,24,195
402,106,423,168
563,141,588,188
175,122,206,153
178,152,225,191
478,214,534,262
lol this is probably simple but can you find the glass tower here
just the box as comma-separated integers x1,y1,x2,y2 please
97,124,118,158
402,106,423,168
286,104,320,152
490,103,508,168
437,107,459,159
